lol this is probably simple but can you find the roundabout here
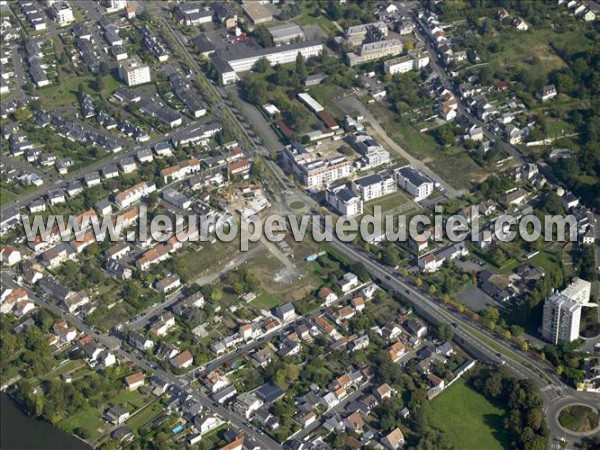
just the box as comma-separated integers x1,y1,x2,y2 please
557,404,600,436
546,394,600,442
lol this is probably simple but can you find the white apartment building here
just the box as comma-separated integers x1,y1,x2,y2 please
384,55,414,74
351,173,396,202
410,49,430,69
107,0,127,11
384,50,430,74
560,278,591,304
542,278,592,344
347,39,403,66
119,57,151,87
395,166,433,201
282,143,354,189
326,184,364,217
51,2,74,26
114,181,156,209
212,41,323,85
347,133,390,168
542,293,583,344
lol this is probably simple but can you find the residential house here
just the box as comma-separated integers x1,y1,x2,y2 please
375,383,393,401
274,302,296,322
388,341,406,362
104,406,130,425
234,392,263,419
381,427,405,449
344,411,365,434
340,272,359,293
170,349,193,369
155,274,181,293
129,331,154,352
537,84,557,102
124,372,145,391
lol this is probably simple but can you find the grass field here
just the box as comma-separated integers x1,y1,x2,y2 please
125,400,163,431
38,73,121,109
363,191,413,216
427,378,509,450
61,407,106,439
109,389,150,410
253,291,284,309
482,27,595,80
173,241,239,281
40,359,85,382
0,188,17,205
528,250,561,274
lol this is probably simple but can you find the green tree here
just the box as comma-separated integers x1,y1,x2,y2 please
295,52,307,79
436,323,454,341
382,246,399,267
253,57,271,73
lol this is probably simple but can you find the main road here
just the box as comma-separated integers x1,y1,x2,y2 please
323,237,600,442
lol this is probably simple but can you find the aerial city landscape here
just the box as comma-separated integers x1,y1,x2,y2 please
0,0,599,449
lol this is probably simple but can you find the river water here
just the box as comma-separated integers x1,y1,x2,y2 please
0,393,92,450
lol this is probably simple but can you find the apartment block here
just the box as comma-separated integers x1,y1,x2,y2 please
281,143,354,189
119,57,151,87
347,39,403,67
325,185,364,217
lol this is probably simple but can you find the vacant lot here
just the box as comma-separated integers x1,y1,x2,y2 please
173,241,239,281
481,27,596,82
427,378,509,450
247,251,319,302
369,103,488,190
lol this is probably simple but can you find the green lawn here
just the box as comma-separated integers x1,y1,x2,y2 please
61,407,106,439
528,250,561,274
427,378,509,450
109,389,148,409
363,191,412,215
253,291,284,310
0,188,16,205
125,400,163,431
40,359,85,381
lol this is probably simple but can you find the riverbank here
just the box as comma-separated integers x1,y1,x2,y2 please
0,393,92,450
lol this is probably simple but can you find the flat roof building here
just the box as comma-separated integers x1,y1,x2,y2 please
268,22,305,45
119,57,151,87
211,41,323,85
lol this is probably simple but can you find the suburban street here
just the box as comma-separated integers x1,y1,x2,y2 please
325,237,600,442
0,270,283,450
2,1,599,448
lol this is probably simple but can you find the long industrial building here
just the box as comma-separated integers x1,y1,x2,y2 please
211,41,323,85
